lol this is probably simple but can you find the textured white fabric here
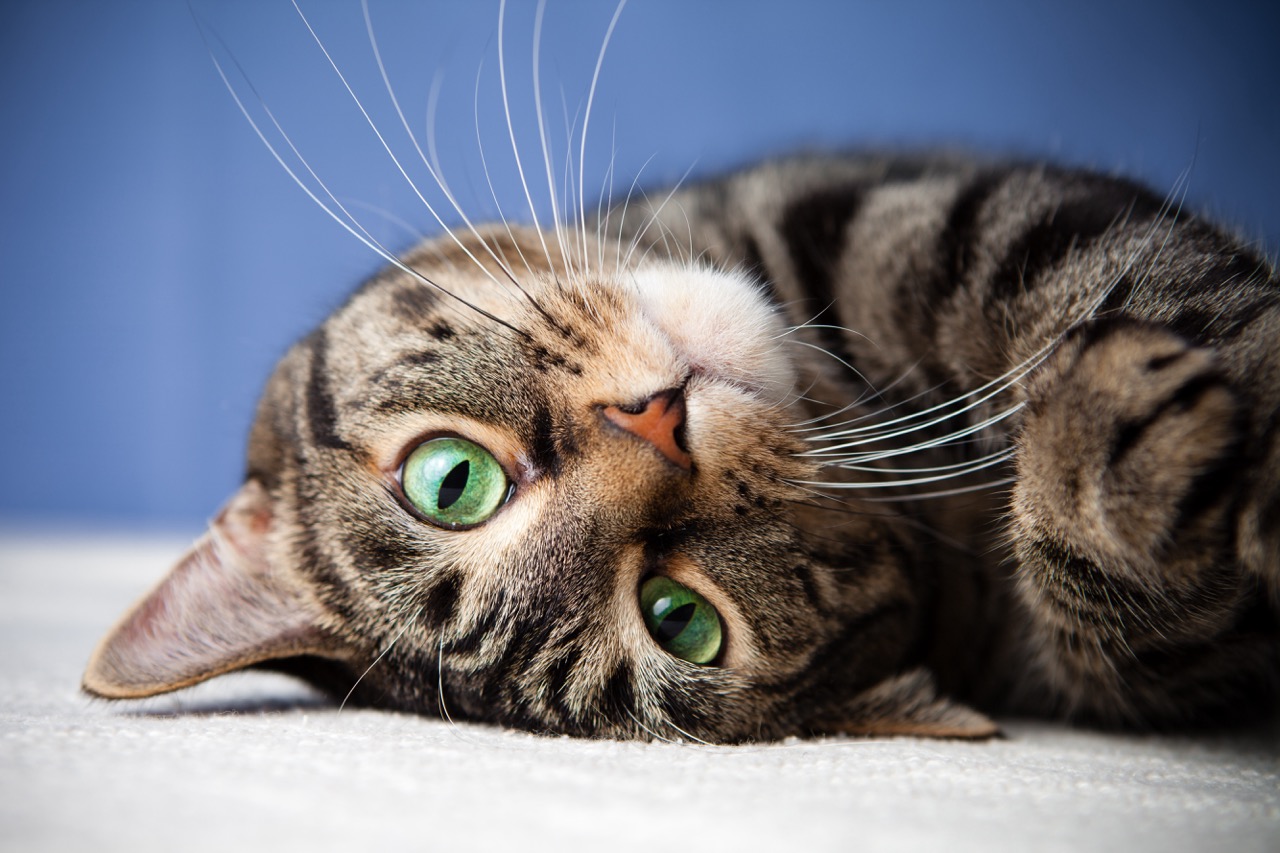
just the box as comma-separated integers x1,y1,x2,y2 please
2,535,1277,852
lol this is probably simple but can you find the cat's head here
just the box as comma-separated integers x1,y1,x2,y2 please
84,227,995,741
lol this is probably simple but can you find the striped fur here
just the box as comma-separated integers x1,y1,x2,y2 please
615,155,1280,728
85,154,1280,740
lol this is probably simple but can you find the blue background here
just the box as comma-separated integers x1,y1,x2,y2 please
2,0,1278,533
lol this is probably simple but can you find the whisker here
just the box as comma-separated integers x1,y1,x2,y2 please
850,478,1016,502
557,89,586,280
777,321,879,347
784,338,876,389
625,708,678,744
660,715,713,747
194,8,524,336
594,121,621,275
785,359,930,431
806,349,1043,443
1074,166,1191,326
530,0,574,277
361,0,545,302
300,1,520,294
339,604,425,714
610,151,660,271
472,59,539,281
341,199,427,243
425,70,451,201
802,392,1026,459
437,633,477,743
620,163,699,269
498,0,557,276
577,0,628,276
793,447,1015,490
818,447,1013,474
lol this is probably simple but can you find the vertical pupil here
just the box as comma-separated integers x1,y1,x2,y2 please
654,602,696,643
437,460,471,509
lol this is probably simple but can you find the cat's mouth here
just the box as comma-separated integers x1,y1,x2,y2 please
627,264,796,407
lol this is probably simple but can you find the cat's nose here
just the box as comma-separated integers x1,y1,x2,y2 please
601,388,692,471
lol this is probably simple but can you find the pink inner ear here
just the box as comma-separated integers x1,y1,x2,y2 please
83,480,339,700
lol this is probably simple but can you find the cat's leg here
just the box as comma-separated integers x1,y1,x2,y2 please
1008,318,1279,726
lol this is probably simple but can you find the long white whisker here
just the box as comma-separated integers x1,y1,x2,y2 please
530,0,573,277
437,634,474,743
425,70,451,200
806,366,1033,450
786,359,931,431
558,89,585,278
816,447,1013,474
785,338,875,389
661,714,713,747
620,164,698,268
796,447,1015,490
339,604,425,713
611,151,660,271
1074,166,1191,325
625,708,677,744
195,12,521,335
808,401,1025,462
595,122,620,275
498,0,556,274
340,199,427,243
297,1,515,291
849,478,1016,502
776,322,879,346
473,59,538,280
361,0,531,294
1117,170,1190,310
577,0,628,276
807,344,1046,443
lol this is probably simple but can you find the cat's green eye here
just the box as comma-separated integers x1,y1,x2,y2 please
640,576,723,665
401,437,510,528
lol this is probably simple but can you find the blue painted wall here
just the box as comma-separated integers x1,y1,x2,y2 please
2,0,1278,531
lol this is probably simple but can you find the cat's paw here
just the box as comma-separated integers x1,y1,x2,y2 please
1012,319,1245,578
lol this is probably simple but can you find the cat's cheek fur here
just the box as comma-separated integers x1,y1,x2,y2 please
81,479,347,700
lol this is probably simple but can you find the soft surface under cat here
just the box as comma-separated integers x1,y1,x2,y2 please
85,153,1280,741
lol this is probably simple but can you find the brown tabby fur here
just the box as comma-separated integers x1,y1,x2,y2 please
85,153,1280,742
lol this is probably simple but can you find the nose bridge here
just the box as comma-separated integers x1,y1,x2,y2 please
601,388,692,471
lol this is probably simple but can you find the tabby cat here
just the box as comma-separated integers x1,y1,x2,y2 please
81,6,1280,739
82,149,1280,740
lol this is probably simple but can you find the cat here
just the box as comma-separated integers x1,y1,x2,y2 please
82,12,1280,743
82,151,1280,741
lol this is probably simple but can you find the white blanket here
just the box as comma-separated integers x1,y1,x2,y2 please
2,535,1277,852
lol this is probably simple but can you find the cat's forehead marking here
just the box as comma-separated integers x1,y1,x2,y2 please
387,282,442,325
304,328,358,454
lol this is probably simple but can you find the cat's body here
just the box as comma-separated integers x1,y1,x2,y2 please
616,155,1280,729
84,150,1280,741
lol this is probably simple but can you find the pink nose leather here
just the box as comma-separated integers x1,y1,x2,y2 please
601,389,692,471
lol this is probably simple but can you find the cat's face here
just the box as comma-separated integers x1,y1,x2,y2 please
85,226,995,741
268,226,818,736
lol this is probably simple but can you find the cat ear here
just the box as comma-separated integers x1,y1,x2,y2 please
824,669,1000,739
83,479,343,700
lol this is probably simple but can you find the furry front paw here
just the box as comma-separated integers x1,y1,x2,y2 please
1012,320,1246,578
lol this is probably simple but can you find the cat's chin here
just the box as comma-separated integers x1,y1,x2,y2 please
627,262,796,407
